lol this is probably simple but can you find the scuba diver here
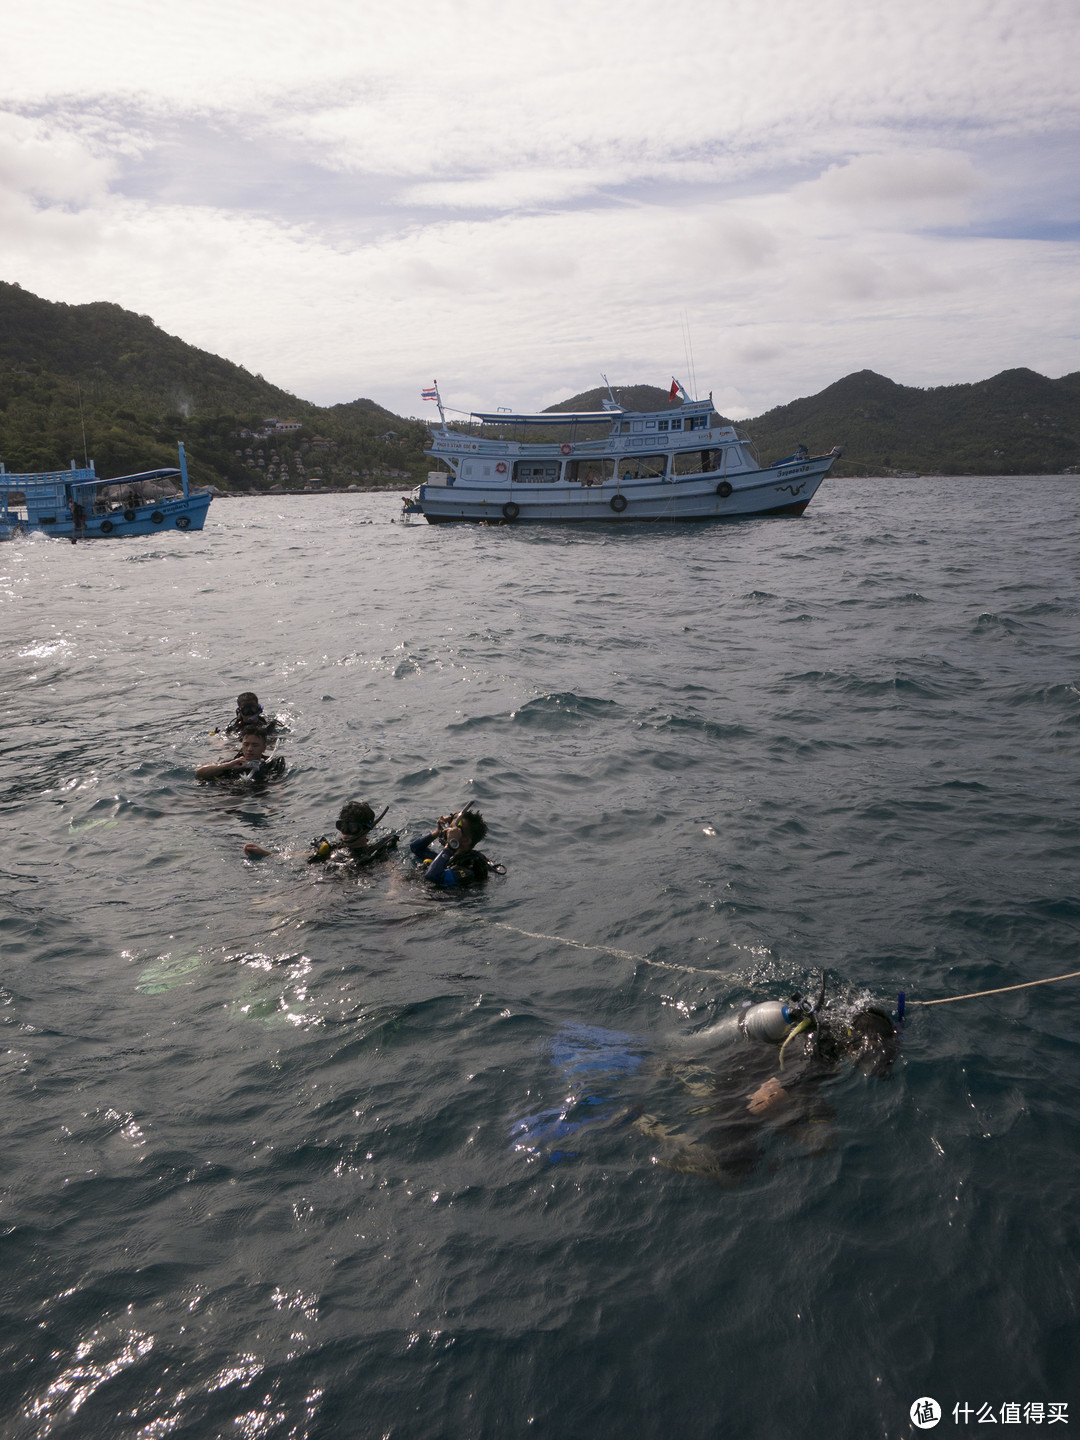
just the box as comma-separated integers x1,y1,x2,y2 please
511,977,900,1183
409,806,500,887
243,800,398,866
636,980,900,1181
195,727,285,784
223,691,279,738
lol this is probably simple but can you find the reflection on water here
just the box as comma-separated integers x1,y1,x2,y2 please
3,485,1080,1439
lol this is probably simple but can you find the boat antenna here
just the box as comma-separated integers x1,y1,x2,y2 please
681,313,699,402
76,383,89,468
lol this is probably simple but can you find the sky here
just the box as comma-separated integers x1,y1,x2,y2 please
2,0,1078,420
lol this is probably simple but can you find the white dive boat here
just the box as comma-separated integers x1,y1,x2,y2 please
407,387,841,524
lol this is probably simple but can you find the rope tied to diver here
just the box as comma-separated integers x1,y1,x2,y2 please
904,968,1080,1006
484,923,1080,1000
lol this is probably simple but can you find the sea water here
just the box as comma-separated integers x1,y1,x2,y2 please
1,478,1079,1439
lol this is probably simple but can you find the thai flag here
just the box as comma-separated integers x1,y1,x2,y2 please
421,386,439,401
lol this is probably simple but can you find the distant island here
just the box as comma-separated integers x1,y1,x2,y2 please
0,281,1076,489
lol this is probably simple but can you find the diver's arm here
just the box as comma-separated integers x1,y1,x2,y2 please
424,847,458,886
195,756,247,779
243,843,275,859
409,832,439,859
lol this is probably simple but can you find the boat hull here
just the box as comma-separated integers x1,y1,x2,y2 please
415,457,832,524
3,491,212,541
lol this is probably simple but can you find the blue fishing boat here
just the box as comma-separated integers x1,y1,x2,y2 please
408,382,842,525
0,443,212,541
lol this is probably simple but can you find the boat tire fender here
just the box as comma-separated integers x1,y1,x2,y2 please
123,508,136,522
176,514,191,530
99,518,115,534
151,511,164,524
502,501,520,521
716,481,733,498
610,493,628,513
560,443,572,455
495,462,507,474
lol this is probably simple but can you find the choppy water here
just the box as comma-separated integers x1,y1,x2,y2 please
2,478,1079,1440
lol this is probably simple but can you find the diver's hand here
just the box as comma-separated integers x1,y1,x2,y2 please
747,1076,790,1115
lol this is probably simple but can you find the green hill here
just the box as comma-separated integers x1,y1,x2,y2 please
740,368,1080,476
0,282,428,490
552,371,1080,475
1,283,1077,484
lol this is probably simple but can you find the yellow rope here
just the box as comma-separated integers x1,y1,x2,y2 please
910,968,1080,1006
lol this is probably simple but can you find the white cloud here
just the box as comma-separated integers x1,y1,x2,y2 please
0,0,1077,421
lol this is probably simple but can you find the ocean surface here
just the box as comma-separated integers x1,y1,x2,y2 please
2,478,1079,1440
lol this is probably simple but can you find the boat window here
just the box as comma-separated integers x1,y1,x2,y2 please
645,420,656,430
672,449,721,476
616,454,668,481
620,422,631,434
565,458,614,486
512,460,560,483
670,418,682,430
685,415,709,431
658,420,669,432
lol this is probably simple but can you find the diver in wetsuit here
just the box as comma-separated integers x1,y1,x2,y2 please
243,800,398,864
224,691,279,738
196,726,285,783
636,993,900,1181
410,808,492,887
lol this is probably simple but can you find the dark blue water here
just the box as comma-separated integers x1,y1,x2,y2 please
2,478,1079,1440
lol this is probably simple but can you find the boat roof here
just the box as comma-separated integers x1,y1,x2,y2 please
70,467,182,489
468,409,623,426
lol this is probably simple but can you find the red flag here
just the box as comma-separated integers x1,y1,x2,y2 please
668,378,681,402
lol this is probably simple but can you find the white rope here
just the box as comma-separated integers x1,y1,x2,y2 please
909,968,1080,1006
482,920,714,974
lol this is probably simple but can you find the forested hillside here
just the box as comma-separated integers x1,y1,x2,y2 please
2,283,1077,485
0,283,428,489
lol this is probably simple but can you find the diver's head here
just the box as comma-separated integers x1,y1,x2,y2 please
847,1007,899,1077
239,728,268,762
337,801,376,837
457,810,488,849
236,691,262,718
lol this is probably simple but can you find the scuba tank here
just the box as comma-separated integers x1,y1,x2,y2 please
671,999,806,1059
741,1001,796,1042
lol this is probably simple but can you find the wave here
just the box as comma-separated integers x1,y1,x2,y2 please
450,692,621,732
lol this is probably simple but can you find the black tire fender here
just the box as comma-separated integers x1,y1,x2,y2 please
99,518,114,534
176,514,191,530
502,502,520,520
716,481,733,498
610,493,628,513
151,511,164,524
123,508,137,522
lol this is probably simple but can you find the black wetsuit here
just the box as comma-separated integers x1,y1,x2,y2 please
225,712,279,738
238,754,285,783
309,833,399,868
410,833,490,887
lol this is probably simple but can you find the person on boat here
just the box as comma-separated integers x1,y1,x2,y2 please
195,727,284,783
224,691,279,738
410,807,494,887
243,801,398,866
